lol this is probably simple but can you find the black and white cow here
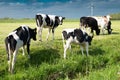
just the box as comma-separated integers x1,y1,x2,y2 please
80,16,100,35
36,13,65,41
92,15,112,34
5,25,37,73
62,28,93,59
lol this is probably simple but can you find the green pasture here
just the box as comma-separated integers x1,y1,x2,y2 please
0,19,120,80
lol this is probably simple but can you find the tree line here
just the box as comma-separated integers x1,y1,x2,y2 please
110,13,120,20
0,13,120,21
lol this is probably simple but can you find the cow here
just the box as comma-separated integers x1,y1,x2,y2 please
62,28,93,59
80,16,100,36
5,25,37,73
92,15,112,34
36,13,65,41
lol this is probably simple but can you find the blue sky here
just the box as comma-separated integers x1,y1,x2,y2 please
0,0,120,18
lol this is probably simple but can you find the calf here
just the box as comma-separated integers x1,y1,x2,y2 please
62,28,93,59
36,13,65,41
5,25,37,73
92,15,112,34
80,16,100,35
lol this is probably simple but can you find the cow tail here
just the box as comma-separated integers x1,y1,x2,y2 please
36,15,40,27
5,37,11,60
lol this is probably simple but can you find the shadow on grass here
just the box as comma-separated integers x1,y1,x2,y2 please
112,31,119,34
29,48,60,66
0,69,7,78
89,47,105,56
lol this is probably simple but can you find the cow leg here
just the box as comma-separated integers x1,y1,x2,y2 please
101,25,105,34
7,43,11,72
91,29,94,36
85,42,89,56
22,46,25,56
8,51,11,72
80,45,84,55
102,28,105,34
11,49,18,73
69,44,71,50
64,41,70,59
46,28,51,40
52,29,55,40
27,43,30,59
37,27,42,41
62,33,65,48
64,44,68,59
101,27,104,34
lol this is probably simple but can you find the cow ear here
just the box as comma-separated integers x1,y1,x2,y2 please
63,17,65,19
55,16,59,19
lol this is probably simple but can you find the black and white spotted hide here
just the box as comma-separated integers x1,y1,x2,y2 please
36,13,65,41
80,16,100,35
5,25,37,73
62,28,93,59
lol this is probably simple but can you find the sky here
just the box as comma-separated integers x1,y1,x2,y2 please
0,0,120,19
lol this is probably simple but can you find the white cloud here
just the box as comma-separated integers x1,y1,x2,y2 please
9,2,25,6
68,0,73,4
0,0,120,18
0,2,5,5
32,2,44,6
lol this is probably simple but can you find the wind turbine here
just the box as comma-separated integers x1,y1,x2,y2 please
90,2,94,16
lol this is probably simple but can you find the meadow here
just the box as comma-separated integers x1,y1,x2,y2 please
0,19,120,80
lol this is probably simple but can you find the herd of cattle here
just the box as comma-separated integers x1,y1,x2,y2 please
4,13,112,73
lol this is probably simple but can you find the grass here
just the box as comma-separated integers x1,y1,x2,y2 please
0,19,120,80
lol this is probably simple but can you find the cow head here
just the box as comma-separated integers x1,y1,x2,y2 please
96,29,100,35
106,15,112,20
55,16,65,25
31,28,37,41
59,16,65,25
108,29,113,34
86,35,93,45
107,21,112,34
